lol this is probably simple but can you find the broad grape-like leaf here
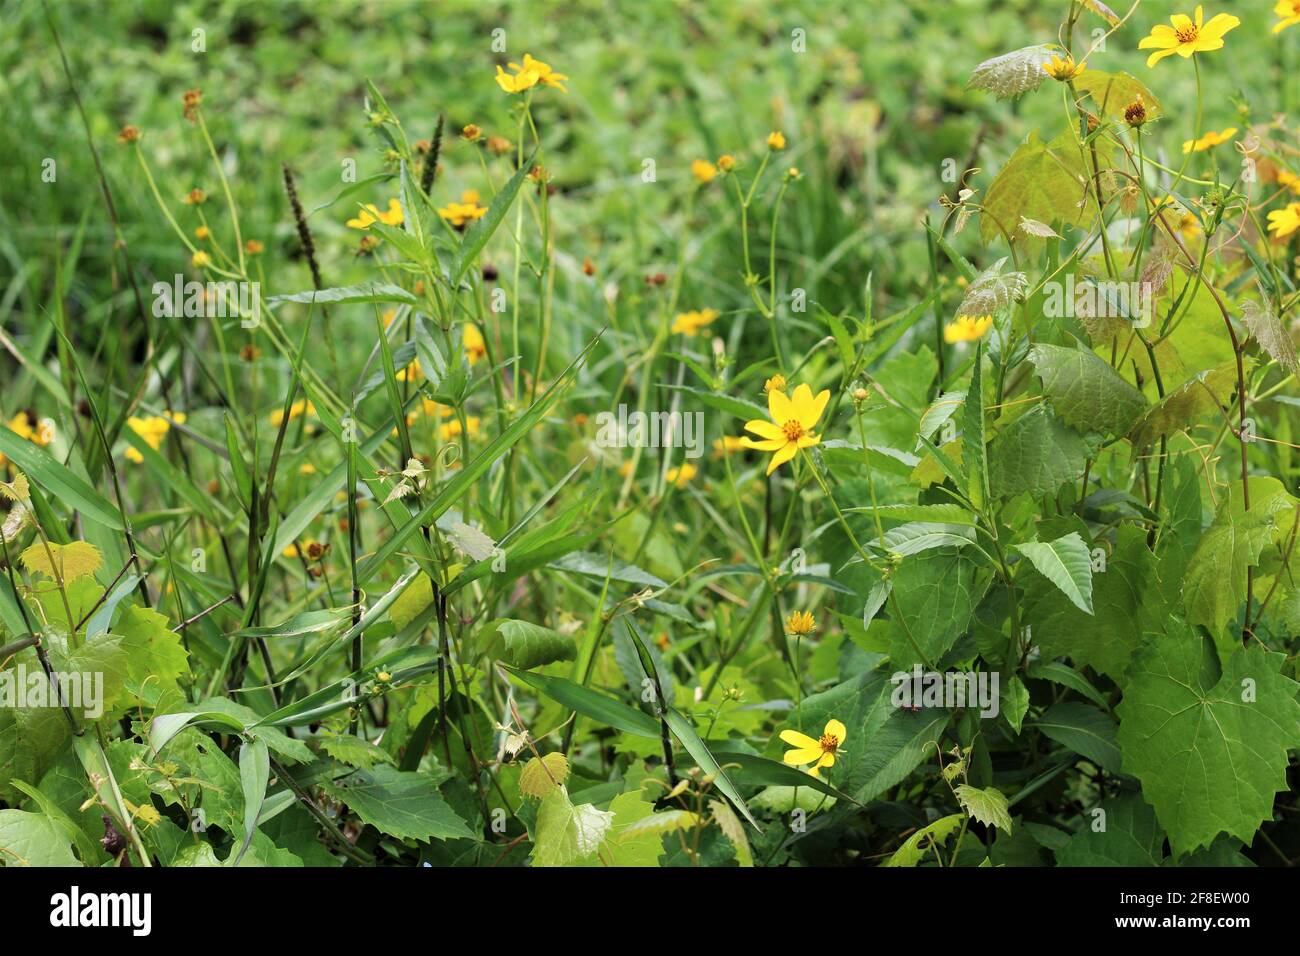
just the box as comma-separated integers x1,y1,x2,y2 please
519,752,570,798
967,45,1055,100
319,766,473,842
0,809,80,866
1054,794,1164,866
981,130,1100,244
115,605,190,697
1240,299,1300,377
20,540,101,583
1028,344,1148,437
883,813,964,867
989,405,1098,499
1014,532,1094,614
955,785,1012,833
1127,364,1238,448
319,735,395,769
532,785,615,867
955,257,1028,317
1182,477,1296,635
1116,628,1300,854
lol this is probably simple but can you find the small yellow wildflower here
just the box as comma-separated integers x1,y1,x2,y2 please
1274,1,1300,34
767,131,786,150
665,462,697,487
671,308,719,337
495,54,567,93
691,159,718,184
1139,6,1240,68
195,226,211,240
717,154,736,172
1268,202,1300,239
740,383,830,475
944,315,993,344
346,198,404,230
440,416,482,441
191,251,211,268
1042,54,1085,81
1183,127,1237,153
438,190,488,228
785,610,816,636
763,374,787,395
125,412,185,463
184,188,206,205
271,399,315,427
245,239,263,255
463,323,487,364
780,717,846,778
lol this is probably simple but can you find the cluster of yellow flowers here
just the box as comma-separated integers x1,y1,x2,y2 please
346,198,404,231
125,411,185,463
671,308,719,337
494,54,568,94
0,411,54,469
437,189,488,228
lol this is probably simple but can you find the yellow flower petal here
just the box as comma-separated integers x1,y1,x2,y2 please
780,729,819,749
824,718,847,744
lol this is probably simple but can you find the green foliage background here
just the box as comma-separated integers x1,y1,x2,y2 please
0,0,1297,868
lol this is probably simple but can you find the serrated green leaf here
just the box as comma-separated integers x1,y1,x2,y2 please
1014,532,1094,614
1116,629,1300,854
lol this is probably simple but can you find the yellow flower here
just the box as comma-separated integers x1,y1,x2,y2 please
1,411,54,467
195,226,211,240
438,190,488,228
1278,170,1300,194
1275,0,1300,34
1139,6,1240,68
740,382,830,475
271,399,315,427
713,435,746,456
1154,196,1202,241
944,315,993,344
495,54,567,93
299,462,317,475
125,412,185,463
440,416,481,441
463,323,487,364
1042,54,1085,80
779,718,846,778
191,251,211,268
665,462,697,487
671,308,719,336
395,362,423,383
785,610,816,636
421,398,455,419
763,374,787,394
1268,202,1300,239
245,239,264,255
691,159,718,184
717,154,736,172
767,131,786,150
1183,127,1237,153
346,198,404,230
